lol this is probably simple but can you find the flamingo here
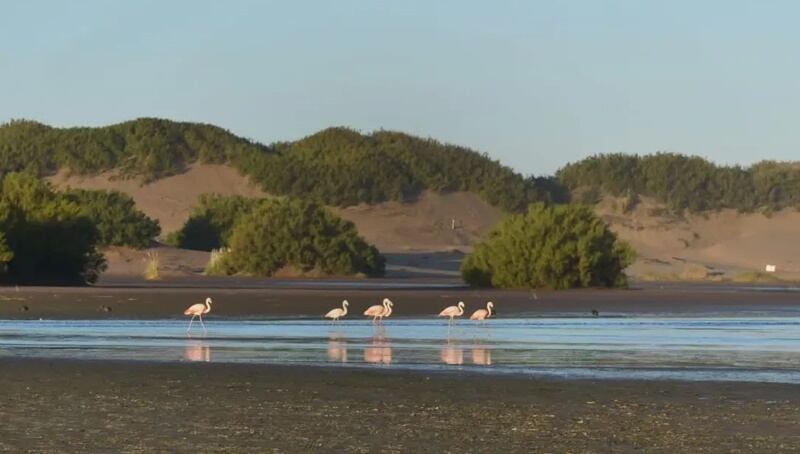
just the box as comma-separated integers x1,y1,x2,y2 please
364,298,393,323
439,301,465,325
184,297,213,333
470,301,494,322
325,300,349,322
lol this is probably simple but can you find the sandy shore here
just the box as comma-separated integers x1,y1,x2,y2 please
0,281,799,319
0,358,798,452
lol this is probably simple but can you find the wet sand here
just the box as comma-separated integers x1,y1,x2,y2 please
0,281,799,319
0,358,798,452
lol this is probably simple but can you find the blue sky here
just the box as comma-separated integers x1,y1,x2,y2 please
2,1,798,175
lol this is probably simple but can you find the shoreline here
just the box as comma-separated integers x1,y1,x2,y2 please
1,281,800,319
2,357,799,452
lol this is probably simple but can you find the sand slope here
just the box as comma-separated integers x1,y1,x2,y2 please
598,196,800,280
47,165,267,233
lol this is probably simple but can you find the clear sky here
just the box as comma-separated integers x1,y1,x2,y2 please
2,1,798,175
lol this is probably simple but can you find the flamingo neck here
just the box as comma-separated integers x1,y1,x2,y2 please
342,303,348,316
458,305,464,316
205,301,211,313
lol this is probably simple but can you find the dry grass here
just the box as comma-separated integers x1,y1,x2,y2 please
731,271,783,283
143,250,160,280
204,248,229,275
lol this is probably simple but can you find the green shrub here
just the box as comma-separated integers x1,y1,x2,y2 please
64,189,160,248
176,194,261,250
461,203,634,289
161,230,183,247
0,173,106,283
214,198,385,277
0,232,13,274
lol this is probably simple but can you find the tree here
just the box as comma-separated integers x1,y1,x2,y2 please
175,194,260,250
64,189,160,248
0,173,106,283
461,203,634,289
213,198,385,277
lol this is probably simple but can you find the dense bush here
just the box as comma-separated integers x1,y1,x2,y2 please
0,119,561,211
171,194,261,250
557,153,800,213
461,203,634,289
210,198,385,277
0,232,12,274
63,189,160,248
0,173,106,283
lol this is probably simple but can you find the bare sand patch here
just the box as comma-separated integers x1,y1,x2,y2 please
599,196,800,281
47,164,267,233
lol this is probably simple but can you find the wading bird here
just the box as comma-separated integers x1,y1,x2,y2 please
364,298,393,323
325,300,349,322
184,297,213,333
439,301,465,325
470,301,494,322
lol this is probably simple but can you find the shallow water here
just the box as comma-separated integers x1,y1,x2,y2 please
1,317,799,383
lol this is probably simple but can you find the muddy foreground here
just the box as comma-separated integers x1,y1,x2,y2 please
1,358,798,452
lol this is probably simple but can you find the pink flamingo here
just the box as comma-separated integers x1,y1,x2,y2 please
363,298,393,323
184,297,213,333
324,300,349,322
470,301,494,322
439,301,465,325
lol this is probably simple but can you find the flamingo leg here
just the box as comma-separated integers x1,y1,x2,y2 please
187,315,196,332
199,314,207,332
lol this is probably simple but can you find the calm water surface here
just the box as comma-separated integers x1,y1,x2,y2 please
1,317,799,383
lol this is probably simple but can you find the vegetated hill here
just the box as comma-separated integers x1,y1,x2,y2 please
1,118,562,211
558,153,800,213
48,164,504,253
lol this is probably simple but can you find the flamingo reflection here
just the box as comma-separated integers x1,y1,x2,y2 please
327,333,348,363
440,342,464,365
471,345,492,366
184,340,211,362
364,330,392,364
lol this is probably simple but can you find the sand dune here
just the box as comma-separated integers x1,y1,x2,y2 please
598,196,800,281
47,165,267,233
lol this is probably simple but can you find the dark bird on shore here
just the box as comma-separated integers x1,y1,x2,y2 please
591,309,599,317
18,305,29,312
100,305,112,313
